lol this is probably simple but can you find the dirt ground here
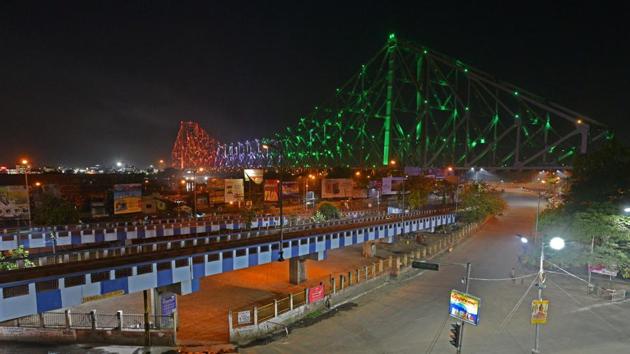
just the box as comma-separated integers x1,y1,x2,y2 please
71,243,381,345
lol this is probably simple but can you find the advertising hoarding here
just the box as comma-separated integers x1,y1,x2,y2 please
449,289,480,326
113,183,142,215
321,178,353,199
243,169,264,184
224,179,244,204
264,180,279,202
382,176,407,195
207,178,225,204
282,181,300,199
588,264,618,277
0,185,30,220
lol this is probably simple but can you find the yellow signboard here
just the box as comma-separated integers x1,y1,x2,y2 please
531,299,549,324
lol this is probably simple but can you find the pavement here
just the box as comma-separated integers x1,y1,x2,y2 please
240,190,630,354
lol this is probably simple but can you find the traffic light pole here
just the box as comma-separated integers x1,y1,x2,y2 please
457,262,472,354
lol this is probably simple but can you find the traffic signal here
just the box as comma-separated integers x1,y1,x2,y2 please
449,322,461,348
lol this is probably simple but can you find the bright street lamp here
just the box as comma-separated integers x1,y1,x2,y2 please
549,237,565,250
624,207,630,213
520,237,528,244
19,158,32,230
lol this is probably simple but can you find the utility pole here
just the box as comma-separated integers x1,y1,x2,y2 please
457,262,472,354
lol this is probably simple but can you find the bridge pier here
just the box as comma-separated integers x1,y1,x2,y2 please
289,251,327,284
289,258,307,285
362,241,377,257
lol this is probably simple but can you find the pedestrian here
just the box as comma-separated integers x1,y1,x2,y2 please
510,267,516,284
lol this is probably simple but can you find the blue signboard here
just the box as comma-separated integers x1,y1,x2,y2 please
161,294,177,316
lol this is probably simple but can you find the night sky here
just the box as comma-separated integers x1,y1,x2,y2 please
1,1,628,167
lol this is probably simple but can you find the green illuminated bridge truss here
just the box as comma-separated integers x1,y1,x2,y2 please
215,35,609,170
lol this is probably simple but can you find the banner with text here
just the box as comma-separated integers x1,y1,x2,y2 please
224,179,244,203
449,289,480,326
113,183,142,214
264,180,279,202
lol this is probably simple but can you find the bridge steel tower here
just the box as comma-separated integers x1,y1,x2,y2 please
270,34,609,170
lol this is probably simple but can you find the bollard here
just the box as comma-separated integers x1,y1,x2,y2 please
388,255,393,268
372,263,376,278
274,300,278,318
331,277,336,294
340,275,346,289
254,306,259,325
65,309,71,329
116,310,123,331
348,271,353,285
364,266,369,280
90,310,97,330
379,259,384,273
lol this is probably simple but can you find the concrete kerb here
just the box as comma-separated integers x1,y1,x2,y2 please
230,220,485,346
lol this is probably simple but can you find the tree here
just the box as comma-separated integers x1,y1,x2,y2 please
405,176,434,209
537,141,630,277
540,202,630,274
32,193,80,226
458,183,506,223
569,140,630,207
317,202,340,220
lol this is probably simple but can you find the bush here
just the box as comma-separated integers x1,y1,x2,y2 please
318,202,340,220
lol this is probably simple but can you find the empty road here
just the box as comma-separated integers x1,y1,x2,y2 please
243,190,630,354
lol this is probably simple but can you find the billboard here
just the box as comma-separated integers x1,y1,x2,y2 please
207,178,225,204
243,169,264,184
282,181,300,199
321,178,353,199
264,180,279,202
0,185,30,220
382,176,407,195
113,184,142,215
588,264,618,277
224,179,244,204
449,289,480,326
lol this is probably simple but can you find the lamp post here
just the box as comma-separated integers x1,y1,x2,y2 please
20,159,32,230
263,143,285,262
521,234,565,354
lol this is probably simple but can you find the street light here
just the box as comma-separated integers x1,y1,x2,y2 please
624,207,630,213
532,235,564,354
263,142,285,261
20,158,32,229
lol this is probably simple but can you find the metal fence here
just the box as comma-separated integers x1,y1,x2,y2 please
230,221,479,332
0,311,175,330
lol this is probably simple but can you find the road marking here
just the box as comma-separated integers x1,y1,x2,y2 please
569,298,630,313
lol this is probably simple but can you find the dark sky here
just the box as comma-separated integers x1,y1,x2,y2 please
1,1,628,167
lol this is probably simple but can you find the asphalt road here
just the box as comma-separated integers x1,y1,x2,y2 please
242,190,630,354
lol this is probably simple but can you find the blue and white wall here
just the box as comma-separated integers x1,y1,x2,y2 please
0,213,455,321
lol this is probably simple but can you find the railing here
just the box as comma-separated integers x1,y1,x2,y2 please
230,220,481,335
8,206,454,270
0,310,175,330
